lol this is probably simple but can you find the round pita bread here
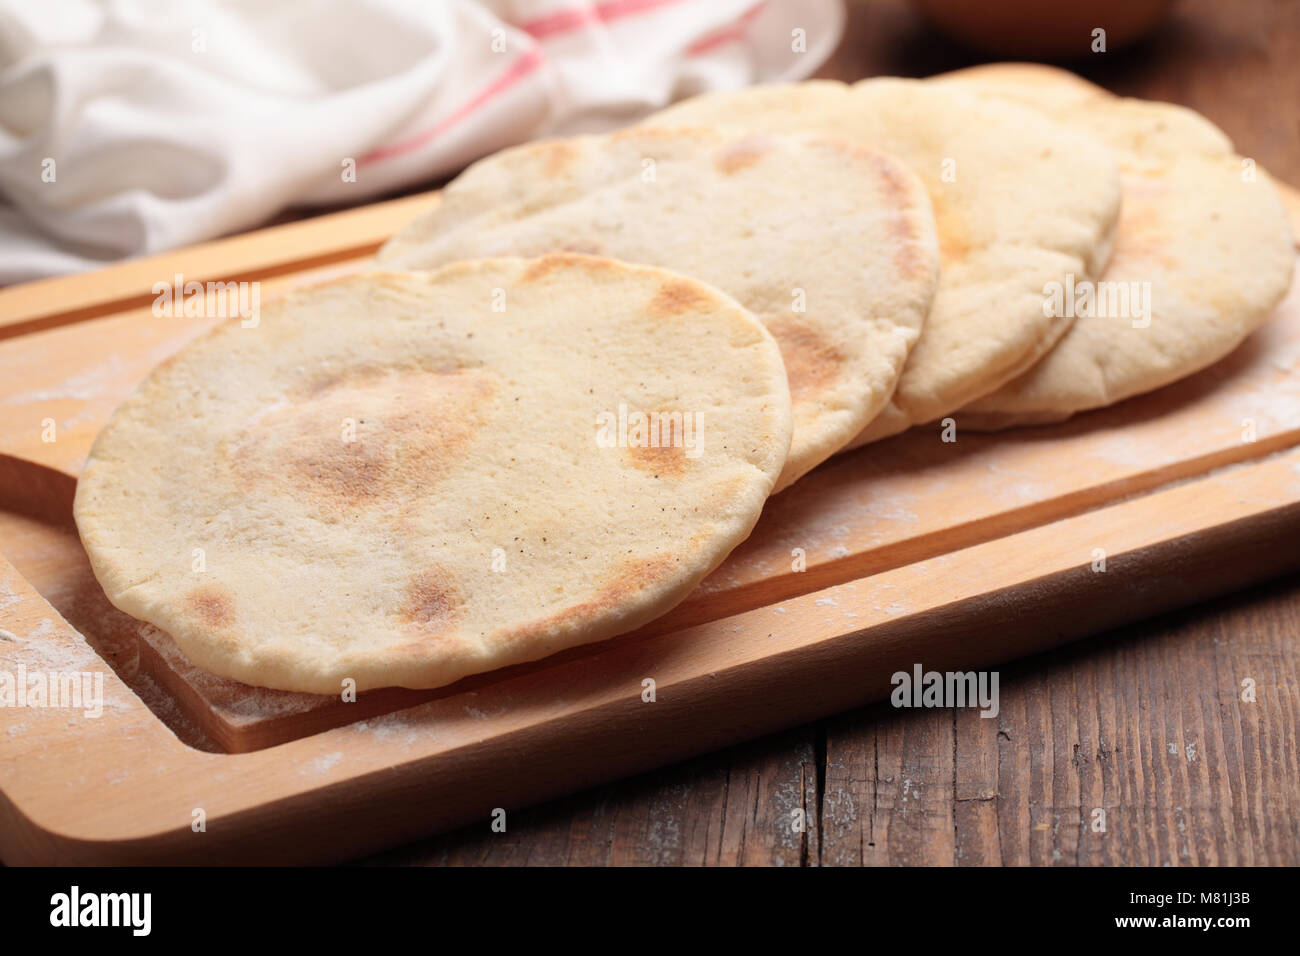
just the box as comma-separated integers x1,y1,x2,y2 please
74,257,793,694
642,78,1123,444
930,62,1109,113
377,126,940,489
939,70,1297,428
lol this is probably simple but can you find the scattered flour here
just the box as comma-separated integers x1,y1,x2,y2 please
301,751,344,776
1,356,124,405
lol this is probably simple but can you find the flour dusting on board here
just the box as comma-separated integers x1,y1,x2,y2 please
137,621,330,722
301,751,344,776
347,710,436,748
6,616,100,673
0,356,124,405
0,583,21,615
0,607,135,718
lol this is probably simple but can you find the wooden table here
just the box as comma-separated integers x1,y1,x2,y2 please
355,0,1300,865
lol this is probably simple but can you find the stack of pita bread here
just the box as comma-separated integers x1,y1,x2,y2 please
75,64,1296,694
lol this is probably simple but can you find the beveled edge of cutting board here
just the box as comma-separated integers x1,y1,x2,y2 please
0,191,443,339
3,445,1300,864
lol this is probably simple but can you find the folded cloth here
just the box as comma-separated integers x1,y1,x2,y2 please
0,0,843,283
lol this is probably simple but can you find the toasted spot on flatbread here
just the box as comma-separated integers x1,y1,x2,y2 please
714,134,774,174
597,556,676,608
520,252,614,283
710,475,749,506
890,212,928,279
520,255,565,283
233,367,498,515
766,315,844,401
185,586,234,628
532,140,579,178
292,444,387,505
625,441,689,478
806,139,930,279
868,154,929,279
1110,177,1180,270
650,279,714,318
933,198,973,266
504,555,679,646
399,568,460,634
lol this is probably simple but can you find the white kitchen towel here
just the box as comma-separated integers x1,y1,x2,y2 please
0,0,843,284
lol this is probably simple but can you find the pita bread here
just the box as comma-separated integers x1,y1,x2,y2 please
642,78,1123,444
378,126,940,489
74,257,793,694
930,62,1108,113
940,69,1297,427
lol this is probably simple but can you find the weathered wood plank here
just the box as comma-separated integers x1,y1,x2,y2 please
381,577,1298,866
363,728,819,866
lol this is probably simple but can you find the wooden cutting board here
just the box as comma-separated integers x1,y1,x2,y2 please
1,183,1298,864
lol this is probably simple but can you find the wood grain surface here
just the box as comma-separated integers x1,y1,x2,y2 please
361,577,1300,867
358,0,1300,866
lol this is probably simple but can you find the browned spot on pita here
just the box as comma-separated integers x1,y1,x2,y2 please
500,555,678,647
520,256,563,282
520,252,616,283
889,215,928,279
714,135,774,174
710,475,750,507
765,315,844,401
596,556,675,611
292,444,387,505
185,585,234,628
806,138,933,278
620,408,696,477
532,140,579,178
399,567,460,635
625,441,688,478
232,367,498,517
934,198,971,266
650,279,713,318
1111,175,1179,270
780,138,940,268
867,152,930,280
